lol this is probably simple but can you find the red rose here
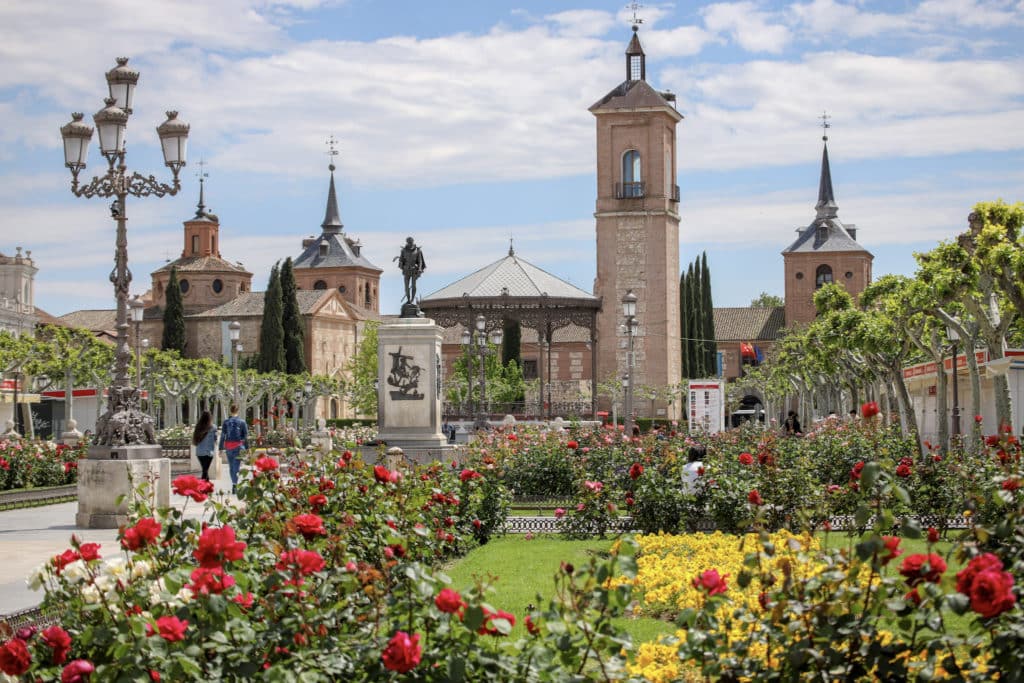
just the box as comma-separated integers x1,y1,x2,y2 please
194,526,246,568
277,549,325,575
232,592,255,609
53,548,80,574
507,433,518,441
524,614,540,635
61,659,95,683
472,519,482,529
629,462,644,479
975,414,983,423
881,536,903,565
1003,479,1021,491
459,468,481,482
895,463,912,478
927,527,940,543
188,566,236,595
373,465,391,483
172,474,214,502
254,456,278,473
692,569,728,596
341,450,353,462
150,615,188,642
434,588,463,613
292,513,327,539
758,451,775,466
957,553,1017,618
150,669,161,682
899,553,946,586
0,637,31,675
748,490,764,506
78,543,101,562
387,543,406,559
904,587,922,606
986,435,1000,447
738,452,753,466
477,607,516,636
41,626,72,664
308,493,327,510
381,631,421,673
121,517,162,551
567,440,578,450
861,401,879,419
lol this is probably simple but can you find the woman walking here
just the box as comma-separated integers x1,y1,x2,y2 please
192,411,217,482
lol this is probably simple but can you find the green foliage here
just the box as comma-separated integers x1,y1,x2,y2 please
680,252,716,379
0,440,85,490
161,267,186,354
344,321,379,417
257,262,286,373
750,291,784,307
279,257,306,375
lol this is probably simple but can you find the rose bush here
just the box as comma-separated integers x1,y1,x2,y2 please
17,443,643,680
0,439,85,491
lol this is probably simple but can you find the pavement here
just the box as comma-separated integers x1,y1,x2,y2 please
0,465,236,616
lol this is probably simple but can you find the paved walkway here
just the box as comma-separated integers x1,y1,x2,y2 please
0,466,235,616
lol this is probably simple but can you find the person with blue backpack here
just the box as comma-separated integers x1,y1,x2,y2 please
219,404,249,494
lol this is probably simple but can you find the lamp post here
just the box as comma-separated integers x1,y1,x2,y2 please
622,290,638,438
466,314,503,431
141,338,150,416
460,328,473,418
10,370,22,435
303,379,314,430
947,324,961,439
130,295,145,390
60,57,188,449
229,321,241,406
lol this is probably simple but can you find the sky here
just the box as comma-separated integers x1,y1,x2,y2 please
2,0,1022,318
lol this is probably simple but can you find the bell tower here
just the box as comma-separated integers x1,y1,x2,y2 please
591,25,683,418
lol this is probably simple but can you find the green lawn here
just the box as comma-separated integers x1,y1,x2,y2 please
445,530,977,644
444,535,675,642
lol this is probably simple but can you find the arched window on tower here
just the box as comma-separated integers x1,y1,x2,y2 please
619,150,643,198
191,235,199,254
365,285,371,308
313,280,327,290
815,265,833,289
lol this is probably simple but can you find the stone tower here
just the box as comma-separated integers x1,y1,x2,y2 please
782,137,873,326
292,162,383,314
150,178,253,315
591,26,682,418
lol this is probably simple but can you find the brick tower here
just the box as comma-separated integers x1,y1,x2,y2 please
592,25,682,419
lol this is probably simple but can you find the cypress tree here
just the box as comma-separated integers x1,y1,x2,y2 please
686,262,700,378
280,257,306,374
693,257,706,376
701,252,717,375
502,319,521,368
162,266,186,354
258,263,286,373
679,269,689,379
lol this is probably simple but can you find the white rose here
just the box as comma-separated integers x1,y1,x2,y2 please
62,560,89,586
104,557,129,580
81,584,101,604
26,562,50,591
132,559,152,580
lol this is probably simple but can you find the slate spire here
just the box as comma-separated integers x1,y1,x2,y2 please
626,26,645,82
815,140,838,220
321,163,343,234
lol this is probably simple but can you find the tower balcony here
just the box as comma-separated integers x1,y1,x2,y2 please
671,184,680,203
615,182,645,199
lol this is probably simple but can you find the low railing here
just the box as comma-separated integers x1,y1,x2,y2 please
159,437,192,460
442,401,595,421
615,181,645,199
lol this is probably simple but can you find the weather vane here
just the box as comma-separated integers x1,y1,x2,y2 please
628,1,644,28
820,111,831,142
195,159,209,214
326,135,339,171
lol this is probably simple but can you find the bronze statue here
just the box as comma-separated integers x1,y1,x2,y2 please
396,236,426,304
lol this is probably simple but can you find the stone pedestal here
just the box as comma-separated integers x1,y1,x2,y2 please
376,317,449,463
77,444,169,528
61,419,83,447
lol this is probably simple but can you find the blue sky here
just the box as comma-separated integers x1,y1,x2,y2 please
2,0,1022,317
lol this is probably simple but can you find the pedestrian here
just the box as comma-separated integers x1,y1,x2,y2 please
219,404,249,494
784,411,802,435
192,411,216,482
681,445,705,496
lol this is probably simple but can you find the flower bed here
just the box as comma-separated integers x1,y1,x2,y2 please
0,440,84,491
7,445,641,680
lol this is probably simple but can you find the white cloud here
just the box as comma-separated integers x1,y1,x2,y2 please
916,0,1023,28
546,9,617,37
701,1,792,53
788,0,915,39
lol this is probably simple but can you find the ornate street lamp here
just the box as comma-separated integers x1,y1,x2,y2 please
304,379,314,430
947,323,961,439
229,321,241,406
622,290,638,437
60,57,188,452
468,314,502,431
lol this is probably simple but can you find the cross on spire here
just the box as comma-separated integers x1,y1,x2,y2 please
627,1,644,29
326,135,339,172
819,110,831,142
195,159,209,216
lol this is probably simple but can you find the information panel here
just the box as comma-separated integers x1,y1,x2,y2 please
688,380,725,435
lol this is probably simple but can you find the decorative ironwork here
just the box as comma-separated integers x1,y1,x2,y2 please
387,347,424,400
615,181,645,199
